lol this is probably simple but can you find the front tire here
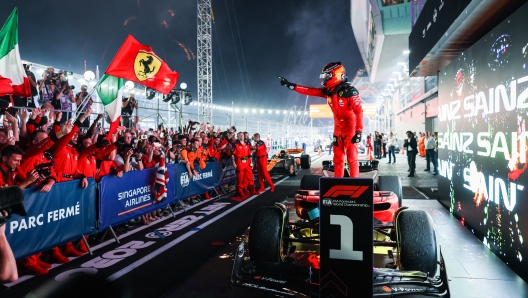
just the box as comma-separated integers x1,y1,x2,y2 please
248,206,287,266
300,154,311,169
397,210,437,277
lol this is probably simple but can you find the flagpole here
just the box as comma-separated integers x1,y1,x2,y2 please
73,78,102,122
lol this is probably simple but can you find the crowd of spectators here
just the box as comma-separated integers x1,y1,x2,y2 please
0,89,247,278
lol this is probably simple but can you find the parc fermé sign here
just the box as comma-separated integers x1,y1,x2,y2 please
319,178,373,298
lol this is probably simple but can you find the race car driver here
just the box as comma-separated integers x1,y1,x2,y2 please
279,62,364,177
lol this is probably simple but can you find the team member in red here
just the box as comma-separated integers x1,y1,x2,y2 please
0,146,48,275
19,121,74,191
252,133,274,193
232,132,258,196
280,62,364,177
50,111,91,186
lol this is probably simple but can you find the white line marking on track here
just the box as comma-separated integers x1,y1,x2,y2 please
5,198,215,287
107,176,290,281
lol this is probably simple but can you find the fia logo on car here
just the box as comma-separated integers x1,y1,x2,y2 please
180,172,190,187
322,199,332,206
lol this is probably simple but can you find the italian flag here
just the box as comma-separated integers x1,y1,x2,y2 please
96,74,123,140
0,8,31,97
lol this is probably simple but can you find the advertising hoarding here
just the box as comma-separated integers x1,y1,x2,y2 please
438,2,528,281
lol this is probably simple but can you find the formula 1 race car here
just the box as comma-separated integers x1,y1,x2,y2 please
231,175,450,297
322,159,379,174
267,149,311,176
295,174,402,224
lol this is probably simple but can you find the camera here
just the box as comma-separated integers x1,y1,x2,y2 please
34,152,54,177
0,99,17,117
67,85,75,90
141,135,148,140
35,167,51,177
0,186,27,227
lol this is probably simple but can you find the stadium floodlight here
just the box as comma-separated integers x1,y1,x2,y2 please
183,91,192,105
163,89,180,103
124,80,135,89
145,87,156,100
84,70,95,81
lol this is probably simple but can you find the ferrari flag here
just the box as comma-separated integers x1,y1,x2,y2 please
105,35,179,94
0,8,31,97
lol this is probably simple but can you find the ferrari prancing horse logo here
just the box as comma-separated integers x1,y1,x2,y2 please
134,51,161,81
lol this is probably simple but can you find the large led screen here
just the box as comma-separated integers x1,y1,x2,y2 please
438,2,528,281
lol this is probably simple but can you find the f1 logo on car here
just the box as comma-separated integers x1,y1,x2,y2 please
323,185,369,198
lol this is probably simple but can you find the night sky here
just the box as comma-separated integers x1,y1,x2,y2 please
2,0,363,110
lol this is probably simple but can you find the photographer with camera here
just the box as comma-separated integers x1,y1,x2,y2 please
21,63,38,107
0,145,52,275
54,82,76,123
75,85,93,129
19,120,74,193
115,143,144,173
38,67,59,110
121,94,138,129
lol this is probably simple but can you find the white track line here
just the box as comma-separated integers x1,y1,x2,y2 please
107,176,290,281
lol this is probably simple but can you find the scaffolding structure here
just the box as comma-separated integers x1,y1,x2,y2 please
197,0,213,124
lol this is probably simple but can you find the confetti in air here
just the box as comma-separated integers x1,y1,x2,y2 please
124,16,137,26
173,40,196,60
168,10,175,17
161,20,168,28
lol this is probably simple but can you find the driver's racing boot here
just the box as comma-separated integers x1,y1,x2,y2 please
248,184,259,195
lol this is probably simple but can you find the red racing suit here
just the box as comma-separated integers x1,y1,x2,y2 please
294,82,363,177
19,134,59,185
233,141,254,193
254,140,273,190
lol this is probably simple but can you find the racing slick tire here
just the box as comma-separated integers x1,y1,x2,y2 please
300,154,311,169
248,205,287,266
286,159,296,176
378,176,402,207
396,210,437,277
300,174,320,191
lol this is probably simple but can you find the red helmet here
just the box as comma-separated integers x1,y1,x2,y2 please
320,62,347,89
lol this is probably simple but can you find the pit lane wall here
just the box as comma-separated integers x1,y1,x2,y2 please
6,159,237,260
436,2,528,282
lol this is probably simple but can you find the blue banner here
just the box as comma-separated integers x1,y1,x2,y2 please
166,164,175,202
218,158,237,185
98,168,172,231
6,179,97,260
173,161,219,200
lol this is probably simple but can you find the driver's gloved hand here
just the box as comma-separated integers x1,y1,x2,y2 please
352,132,362,143
278,76,296,90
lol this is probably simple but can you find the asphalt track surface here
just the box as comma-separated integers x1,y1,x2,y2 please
1,155,324,298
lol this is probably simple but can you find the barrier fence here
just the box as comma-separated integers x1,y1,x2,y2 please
6,159,237,260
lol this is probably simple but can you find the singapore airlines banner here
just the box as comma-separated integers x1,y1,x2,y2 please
438,2,528,281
